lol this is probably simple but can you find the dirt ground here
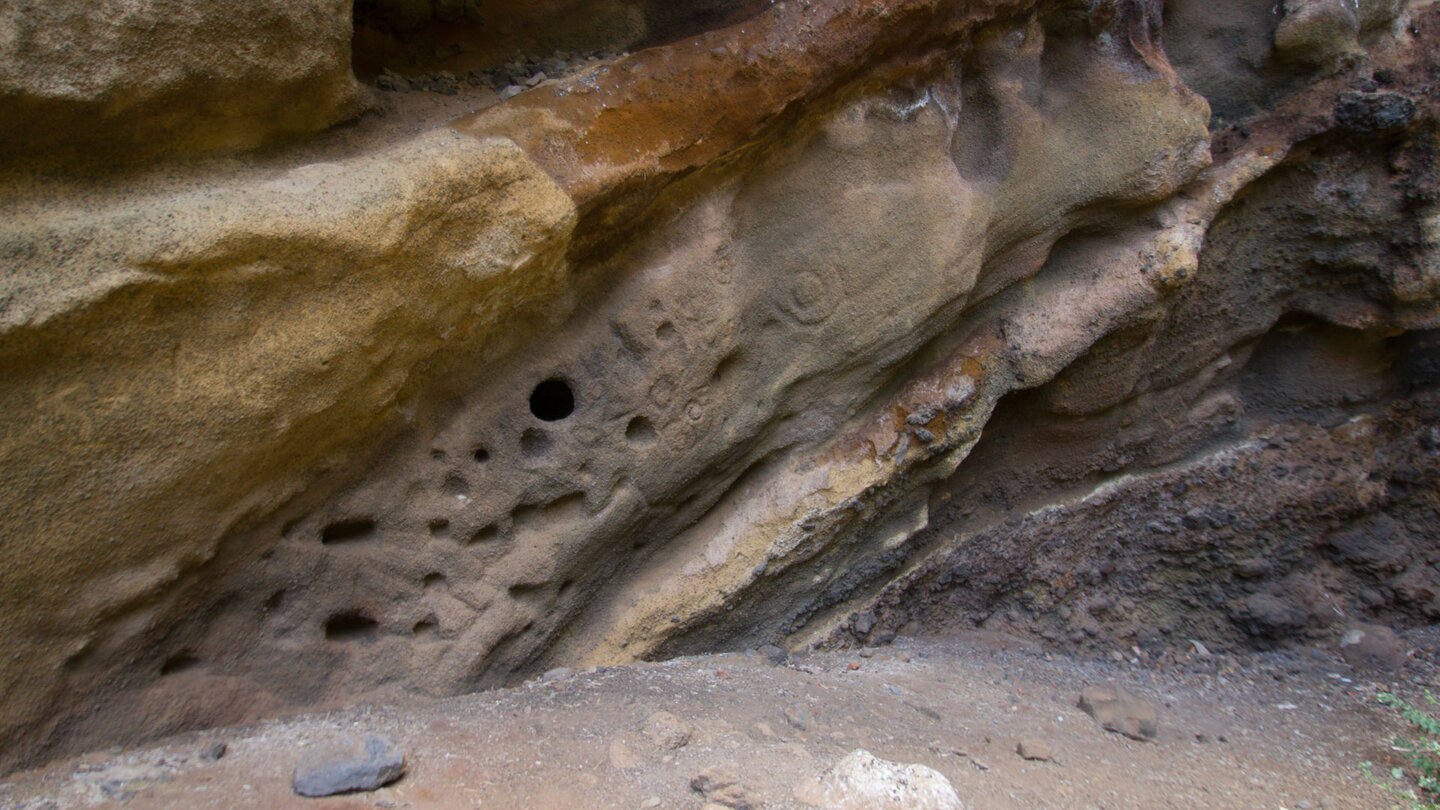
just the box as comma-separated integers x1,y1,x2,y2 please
4,630,1437,810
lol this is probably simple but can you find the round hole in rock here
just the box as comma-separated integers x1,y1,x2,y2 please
473,446,490,463
423,572,445,589
428,518,450,536
529,378,575,421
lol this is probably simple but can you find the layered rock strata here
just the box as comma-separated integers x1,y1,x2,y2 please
0,0,1436,772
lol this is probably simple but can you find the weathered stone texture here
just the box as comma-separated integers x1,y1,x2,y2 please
0,132,575,766
0,0,1437,775
0,0,360,164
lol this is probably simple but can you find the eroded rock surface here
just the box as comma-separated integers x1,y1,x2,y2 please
0,0,361,165
0,0,1436,774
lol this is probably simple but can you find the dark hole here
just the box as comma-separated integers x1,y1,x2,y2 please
443,474,470,497
473,446,491,463
321,518,377,545
324,611,380,644
625,415,658,446
508,581,547,598
161,653,201,676
529,378,575,421
428,518,451,536
264,590,285,611
423,572,445,588
413,618,438,638
470,523,499,544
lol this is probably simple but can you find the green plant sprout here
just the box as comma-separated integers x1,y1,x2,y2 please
1362,692,1440,809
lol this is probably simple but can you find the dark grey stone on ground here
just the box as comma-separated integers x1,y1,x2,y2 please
292,734,406,797
760,644,788,665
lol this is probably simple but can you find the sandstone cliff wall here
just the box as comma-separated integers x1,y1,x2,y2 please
0,0,1436,771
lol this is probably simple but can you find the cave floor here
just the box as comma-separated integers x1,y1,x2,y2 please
8,631,1439,809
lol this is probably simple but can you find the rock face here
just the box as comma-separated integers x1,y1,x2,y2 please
0,132,575,767
0,0,360,165
0,0,1437,775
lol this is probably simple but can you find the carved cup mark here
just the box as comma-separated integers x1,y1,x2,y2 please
781,265,840,325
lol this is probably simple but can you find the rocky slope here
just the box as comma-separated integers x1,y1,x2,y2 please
0,0,1436,773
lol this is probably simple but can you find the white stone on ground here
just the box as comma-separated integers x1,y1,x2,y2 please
793,748,965,810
